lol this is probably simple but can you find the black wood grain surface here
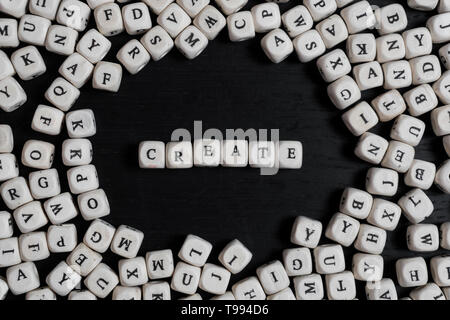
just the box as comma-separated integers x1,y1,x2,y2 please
1,0,449,300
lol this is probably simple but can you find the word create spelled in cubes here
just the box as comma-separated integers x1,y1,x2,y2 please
139,138,302,175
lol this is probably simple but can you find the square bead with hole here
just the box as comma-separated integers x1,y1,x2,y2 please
25,287,57,300
178,234,212,267
433,71,450,104
215,0,247,15
94,3,124,37
366,167,398,197
402,27,432,59
112,286,141,300
66,109,96,138
435,160,450,194
342,101,378,136
355,132,389,164
0,154,19,182
346,33,376,64
353,61,383,91
0,124,13,153
430,255,450,287
354,224,386,254
0,19,19,48
427,13,450,43
175,25,208,60
403,84,438,116
177,0,209,18
139,141,165,168
404,159,436,190
11,46,46,81
77,189,110,221
29,168,60,200
46,261,81,296
365,278,397,300
382,60,412,90
144,0,173,14
166,141,193,168
221,140,248,167
56,0,90,32
122,3,152,36
59,53,94,88
325,212,360,247
339,187,373,219
398,188,433,224
146,249,174,279
232,276,266,300
118,256,148,286
142,281,170,300
18,14,51,46
281,5,313,38
31,105,65,136
410,55,442,85
390,115,425,147
291,216,322,248
21,140,55,170
44,192,78,224
439,44,450,70
293,29,326,63
340,1,375,34
352,253,383,282
45,77,80,112
92,61,122,92
140,26,174,61
218,239,252,274
76,29,111,64
317,49,351,83
66,243,102,276
381,140,415,173
431,105,450,136
117,39,150,74
313,244,345,274
277,141,302,169
316,14,348,49
376,34,406,64
111,225,144,259
0,50,15,80
0,77,27,113
407,224,439,252
84,219,116,253
157,3,191,38
62,138,93,167
171,261,201,295
227,11,255,42
67,164,99,194
282,247,312,276
249,140,275,168
6,262,40,295
303,0,337,22
0,237,21,267
68,290,97,300
84,263,119,298
0,211,13,239
261,29,293,64
256,260,289,295
251,2,281,33
199,263,231,295
45,25,78,56
193,139,220,167
0,176,33,210
410,283,446,300
327,76,361,110
375,4,408,35
325,271,356,300
29,0,61,20
0,0,28,18
293,273,324,300
396,257,427,287
47,224,77,253
267,287,296,300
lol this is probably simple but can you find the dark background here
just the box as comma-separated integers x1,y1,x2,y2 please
1,0,449,300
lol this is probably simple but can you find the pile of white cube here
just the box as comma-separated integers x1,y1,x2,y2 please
1,0,450,300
